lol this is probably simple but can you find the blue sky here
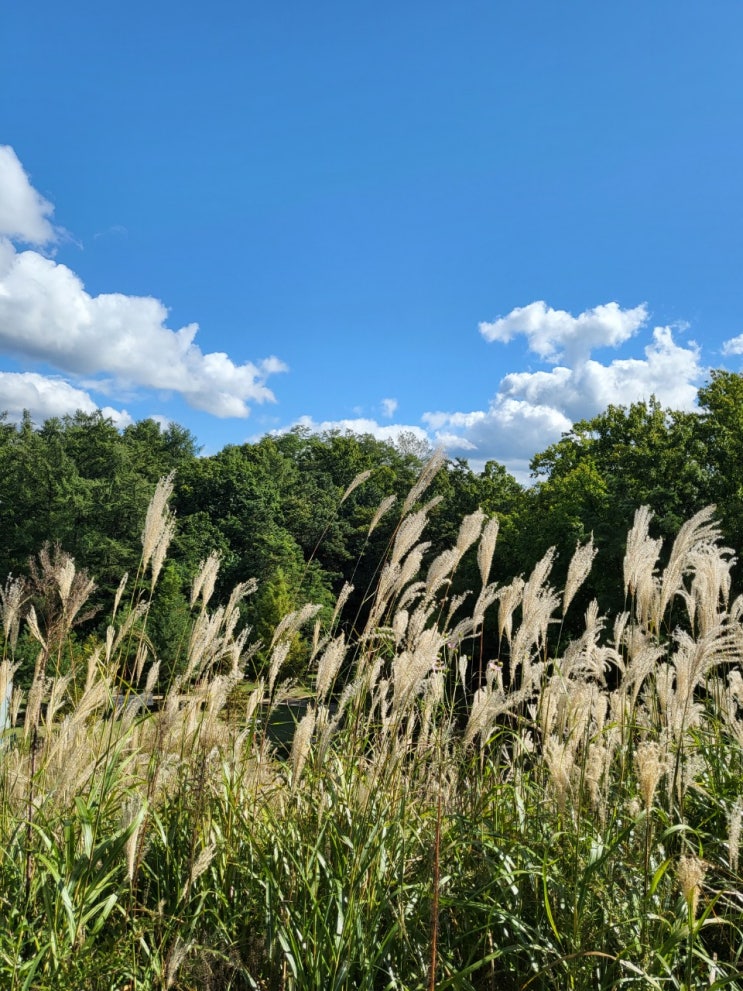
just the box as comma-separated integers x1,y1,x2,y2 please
2,0,743,479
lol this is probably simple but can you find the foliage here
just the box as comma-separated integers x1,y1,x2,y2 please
1,464,743,989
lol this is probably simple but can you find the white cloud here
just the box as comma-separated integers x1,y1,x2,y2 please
279,415,430,447
0,146,57,245
423,400,572,465
380,397,398,418
722,334,743,356
479,300,648,364
498,326,701,420
0,148,287,420
424,311,703,479
0,371,132,427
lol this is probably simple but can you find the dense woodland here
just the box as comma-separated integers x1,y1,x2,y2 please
4,367,743,686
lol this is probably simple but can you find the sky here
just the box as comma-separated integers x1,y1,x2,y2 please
2,0,743,481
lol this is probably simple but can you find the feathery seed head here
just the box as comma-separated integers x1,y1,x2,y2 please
391,509,429,567
477,517,499,587
677,855,706,919
728,797,742,874
368,494,397,537
291,706,316,786
563,534,597,616
0,575,25,651
635,740,667,810
316,635,346,702
340,468,373,503
455,509,485,558
142,471,176,570
402,448,445,513
112,571,128,620
190,550,221,609
150,513,176,589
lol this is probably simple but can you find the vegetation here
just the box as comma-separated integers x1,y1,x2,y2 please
1,441,743,989
2,373,743,987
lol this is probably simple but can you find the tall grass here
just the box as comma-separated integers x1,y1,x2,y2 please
1,466,743,989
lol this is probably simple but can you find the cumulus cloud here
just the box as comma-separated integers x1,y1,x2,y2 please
498,326,701,420
380,397,398,418
424,306,704,480
479,300,648,364
0,372,132,427
278,415,431,447
0,146,57,246
0,147,287,422
722,334,743,356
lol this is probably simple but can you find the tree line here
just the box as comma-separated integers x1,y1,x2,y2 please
3,368,743,684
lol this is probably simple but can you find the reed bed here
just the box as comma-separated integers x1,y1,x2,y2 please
1,465,743,989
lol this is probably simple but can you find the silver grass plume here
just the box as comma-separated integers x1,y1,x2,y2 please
563,534,597,616
471,581,500,630
0,576,25,652
340,468,373,503
55,555,76,609
635,740,667,810
477,516,499,587
271,603,322,646
141,471,176,572
164,937,191,990
544,735,575,814
677,855,706,919
425,548,459,599
401,448,445,513
394,542,430,598
26,606,46,650
655,505,721,627
455,509,485,559
623,506,662,625
150,512,176,589
728,797,742,873
496,577,525,646
683,542,735,637
392,609,408,646
392,627,443,715
396,580,425,613
368,494,396,537
291,706,316,786
190,550,221,609
390,509,429,567
330,581,354,630
316,634,346,702
112,571,128,621
268,640,291,695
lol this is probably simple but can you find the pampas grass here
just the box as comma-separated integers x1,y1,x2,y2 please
1,468,743,989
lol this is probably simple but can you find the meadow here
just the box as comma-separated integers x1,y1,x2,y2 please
1,459,742,990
